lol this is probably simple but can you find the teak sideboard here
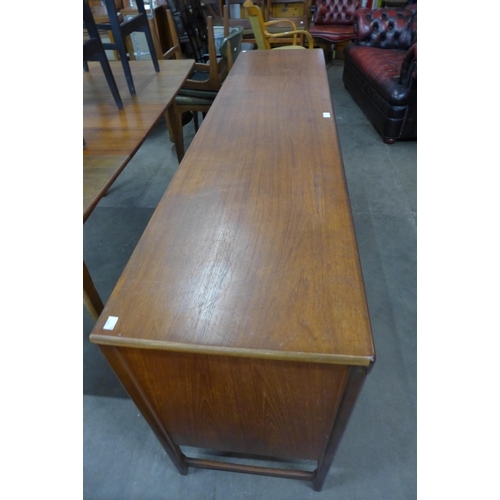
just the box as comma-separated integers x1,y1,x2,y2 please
90,49,375,492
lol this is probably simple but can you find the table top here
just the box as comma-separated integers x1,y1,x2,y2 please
83,59,195,222
90,50,375,366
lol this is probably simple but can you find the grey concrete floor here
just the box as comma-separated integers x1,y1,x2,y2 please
83,59,417,499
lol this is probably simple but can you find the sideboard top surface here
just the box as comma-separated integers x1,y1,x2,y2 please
90,50,375,366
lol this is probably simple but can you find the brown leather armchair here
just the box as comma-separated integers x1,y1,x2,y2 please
342,4,417,143
309,0,360,44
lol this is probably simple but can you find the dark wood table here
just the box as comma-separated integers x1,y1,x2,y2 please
89,50,375,491
84,59,194,319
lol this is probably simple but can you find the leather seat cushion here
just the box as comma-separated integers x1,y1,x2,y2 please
310,24,356,42
344,44,409,105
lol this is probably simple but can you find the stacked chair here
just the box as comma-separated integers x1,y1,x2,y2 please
92,0,160,96
84,0,244,161
155,4,244,161
83,0,123,109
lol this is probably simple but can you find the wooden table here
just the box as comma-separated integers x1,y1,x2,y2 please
83,59,194,319
89,50,375,491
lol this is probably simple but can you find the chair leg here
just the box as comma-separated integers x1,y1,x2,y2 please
142,16,161,72
97,52,123,109
104,0,136,95
134,0,160,71
165,112,175,142
166,101,185,163
113,32,135,95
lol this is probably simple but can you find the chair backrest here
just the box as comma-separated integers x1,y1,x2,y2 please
157,5,237,89
166,0,208,61
181,15,229,91
243,0,271,49
219,26,244,70
153,5,184,59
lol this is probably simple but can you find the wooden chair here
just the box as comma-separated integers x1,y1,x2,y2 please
166,0,209,62
83,0,123,109
160,0,198,60
93,0,160,96
152,3,184,60
167,7,244,162
243,0,314,49
181,20,229,92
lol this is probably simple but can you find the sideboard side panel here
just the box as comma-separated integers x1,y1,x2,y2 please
103,347,348,462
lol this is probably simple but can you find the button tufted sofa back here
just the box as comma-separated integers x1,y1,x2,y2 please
353,7,415,50
313,0,360,26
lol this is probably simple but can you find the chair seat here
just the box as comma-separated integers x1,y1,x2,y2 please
177,88,218,99
175,94,216,105
309,24,356,43
185,68,221,82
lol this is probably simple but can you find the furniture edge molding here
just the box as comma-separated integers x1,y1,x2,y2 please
90,335,375,366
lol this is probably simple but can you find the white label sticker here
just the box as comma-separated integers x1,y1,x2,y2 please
103,316,119,330
323,112,331,118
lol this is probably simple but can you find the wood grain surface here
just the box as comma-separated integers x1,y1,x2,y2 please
101,347,348,461
90,50,374,366
83,59,194,222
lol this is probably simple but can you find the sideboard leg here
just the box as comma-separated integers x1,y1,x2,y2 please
100,346,189,476
83,260,104,321
313,365,369,491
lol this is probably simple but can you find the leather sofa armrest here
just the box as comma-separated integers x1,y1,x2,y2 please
399,42,417,87
353,7,414,49
410,11,417,45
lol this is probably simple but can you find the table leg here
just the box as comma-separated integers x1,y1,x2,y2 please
84,260,104,321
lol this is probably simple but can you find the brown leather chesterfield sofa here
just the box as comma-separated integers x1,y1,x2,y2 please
342,4,417,143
